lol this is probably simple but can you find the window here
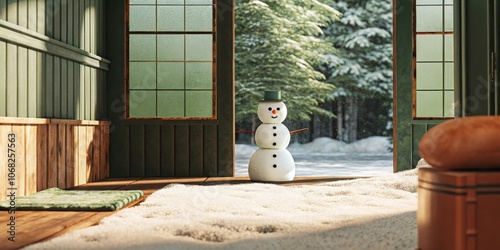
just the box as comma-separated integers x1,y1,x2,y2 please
127,0,216,119
414,0,453,118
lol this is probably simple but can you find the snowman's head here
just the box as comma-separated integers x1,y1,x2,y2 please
257,101,287,123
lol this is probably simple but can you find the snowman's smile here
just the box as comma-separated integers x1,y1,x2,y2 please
271,115,278,119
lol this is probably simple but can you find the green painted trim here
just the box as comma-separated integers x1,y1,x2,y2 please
0,19,110,71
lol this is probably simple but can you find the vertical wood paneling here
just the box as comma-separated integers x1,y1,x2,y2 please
85,66,91,119
57,124,66,188
37,0,45,34
145,125,160,177
36,52,44,117
25,125,37,196
90,0,95,54
0,0,6,20
61,59,68,118
92,125,101,181
27,0,37,31
0,125,10,200
129,125,145,177
203,125,218,176
6,44,17,117
61,0,68,43
99,0,104,55
78,126,86,184
17,0,27,28
189,125,204,177
78,64,85,119
65,125,75,188
84,0,90,52
102,124,109,178
45,0,53,37
78,0,84,49
67,0,74,46
12,125,25,196
109,125,130,177
47,124,57,188
17,47,28,117
412,124,428,168
53,57,61,117
90,68,96,119
7,0,17,24
67,61,74,119
174,126,190,177
36,124,47,191
72,123,79,185
45,55,54,117
160,125,175,177
0,41,6,116
28,50,37,118
53,0,60,40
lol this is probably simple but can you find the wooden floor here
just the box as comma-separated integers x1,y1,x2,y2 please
0,176,364,250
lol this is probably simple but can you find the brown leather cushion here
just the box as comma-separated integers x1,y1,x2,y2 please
419,116,500,170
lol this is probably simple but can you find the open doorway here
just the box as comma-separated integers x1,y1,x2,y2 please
234,0,394,177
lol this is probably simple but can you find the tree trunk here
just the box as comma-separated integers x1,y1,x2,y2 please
345,95,358,143
337,97,345,141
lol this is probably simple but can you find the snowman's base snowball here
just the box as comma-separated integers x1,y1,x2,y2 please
248,149,295,182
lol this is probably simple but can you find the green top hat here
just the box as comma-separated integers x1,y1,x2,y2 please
262,90,283,102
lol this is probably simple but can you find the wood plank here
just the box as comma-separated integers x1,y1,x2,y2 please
57,124,66,188
45,0,53,38
0,124,10,201
102,124,110,179
6,43,17,117
85,66,91,119
0,0,6,20
67,0,74,46
0,117,50,125
90,0,95,54
17,46,28,117
67,61,74,119
0,40,6,116
45,54,54,117
78,125,87,185
86,125,94,182
203,125,218,176
6,0,17,24
92,125,101,181
189,125,204,177
160,126,175,177
72,123,79,186
12,125,26,196
65,125,75,188
174,125,190,177
25,125,37,196
90,68,96,119
47,124,58,188
129,125,145,177
109,125,130,177
53,0,61,40
53,57,61,117
78,64,84,119
37,0,46,34
36,51,44,117
145,125,160,177
61,59,68,118
61,0,68,43
77,0,84,49
17,0,27,28
85,0,90,52
27,0,37,31
27,49,37,118
36,124,48,191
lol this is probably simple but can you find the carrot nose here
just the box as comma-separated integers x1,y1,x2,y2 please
272,110,277,114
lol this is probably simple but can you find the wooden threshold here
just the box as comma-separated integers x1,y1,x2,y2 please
0,175,366,249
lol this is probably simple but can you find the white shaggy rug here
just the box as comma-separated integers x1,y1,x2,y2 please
24,169,419,250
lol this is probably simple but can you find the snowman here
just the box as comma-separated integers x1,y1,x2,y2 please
248,90,295,182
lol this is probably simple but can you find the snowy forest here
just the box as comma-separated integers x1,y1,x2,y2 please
234,0,393,144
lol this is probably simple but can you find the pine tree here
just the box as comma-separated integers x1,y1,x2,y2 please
235,0,340,124
320,0,393,143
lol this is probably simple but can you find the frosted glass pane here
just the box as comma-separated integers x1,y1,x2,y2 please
186,6,212,31
130,0,155,4
157,6,184,31
186,34,213,61
444,34,453,61
130,6,156,31
130,62,156,89
129,90,156,117
186,0,213,4
417,35,443,61
444,0,453,5
130,35,156,60
186,91,212,117
157,35,184,61
158,62,184,89
444,91,454,117
416,6,443,32
444,62,454,90
157,91,185,117
444,6,453,31
416,63,443,90
416,0,442,5
157,0,184,4
416,91,443,117
186,62,212,89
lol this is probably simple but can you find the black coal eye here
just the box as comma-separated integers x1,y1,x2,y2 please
273,126,277,129
268,107,272,111
273,133,277,137
277,107,280,111
273,164,277,168
273,154,277,158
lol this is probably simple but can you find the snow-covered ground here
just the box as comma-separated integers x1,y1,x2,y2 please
236,136,393,176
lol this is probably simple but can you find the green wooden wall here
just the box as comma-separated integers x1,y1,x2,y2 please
106,0,235,178
0,0,108,120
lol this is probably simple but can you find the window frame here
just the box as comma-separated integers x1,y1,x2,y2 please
125,0,218,121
